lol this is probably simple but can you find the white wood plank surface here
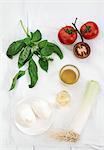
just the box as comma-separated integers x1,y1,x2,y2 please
1,1,104,150
35,146,70,150
0,145,33,150
17,146,33,150
0,145,16,150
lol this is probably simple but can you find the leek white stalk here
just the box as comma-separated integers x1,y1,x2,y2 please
54,80,100,142
70,80,100,133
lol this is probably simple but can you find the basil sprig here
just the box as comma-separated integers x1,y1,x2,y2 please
7,20,63,90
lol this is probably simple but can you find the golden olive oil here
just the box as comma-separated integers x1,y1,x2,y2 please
60,65,80,84
61,69,76,84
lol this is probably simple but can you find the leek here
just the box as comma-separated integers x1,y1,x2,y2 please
54,80,100,142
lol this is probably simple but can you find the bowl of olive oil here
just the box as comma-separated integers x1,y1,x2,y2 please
59,65,80,84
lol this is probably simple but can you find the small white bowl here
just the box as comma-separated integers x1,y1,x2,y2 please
14,97,55,135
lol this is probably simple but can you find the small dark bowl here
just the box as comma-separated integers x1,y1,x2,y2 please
73,42,91,59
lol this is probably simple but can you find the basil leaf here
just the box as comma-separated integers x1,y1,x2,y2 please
23,37,31,45
26,51,33,62
18,46,31,68
40,42,63,59
23,37,36,47
7,40,25,59
31,45,39,53
38,58,48,72
28,58,38,88
38,40,48,49
48,42,63,59
10,70,25,91
31,30,42,42
40,44,53,56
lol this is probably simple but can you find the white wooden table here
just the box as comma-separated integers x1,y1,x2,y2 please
1,0,104,149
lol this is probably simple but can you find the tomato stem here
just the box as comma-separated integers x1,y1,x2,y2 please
72,18,84,42
84,25,91,33
65,29,73,34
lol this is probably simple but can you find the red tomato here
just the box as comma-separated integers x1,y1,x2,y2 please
80,21,99,39
58,26,77,44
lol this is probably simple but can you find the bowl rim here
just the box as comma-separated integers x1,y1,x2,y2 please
14,96,55,136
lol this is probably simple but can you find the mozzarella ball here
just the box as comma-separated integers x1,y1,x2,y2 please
31,101,52,119
15,103,36,128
